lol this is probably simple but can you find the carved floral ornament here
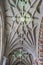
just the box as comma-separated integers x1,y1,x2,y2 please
1,0,43,65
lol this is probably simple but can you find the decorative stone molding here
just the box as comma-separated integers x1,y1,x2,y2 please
38,18,43,65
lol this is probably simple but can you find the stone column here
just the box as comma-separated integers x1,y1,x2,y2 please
0,1,5,65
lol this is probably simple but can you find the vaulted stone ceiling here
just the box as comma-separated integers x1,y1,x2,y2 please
0,0,43,65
